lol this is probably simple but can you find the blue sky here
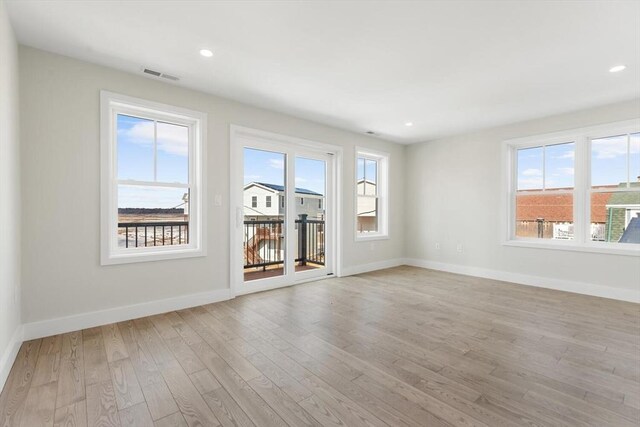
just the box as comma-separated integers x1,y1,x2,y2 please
517,134,640,191
243,148,326,194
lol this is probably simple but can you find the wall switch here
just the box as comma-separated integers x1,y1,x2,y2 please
456,243,463,253
214,194,222,207
435,242,440,250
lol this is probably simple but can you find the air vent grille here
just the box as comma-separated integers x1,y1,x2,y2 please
142,68,180,81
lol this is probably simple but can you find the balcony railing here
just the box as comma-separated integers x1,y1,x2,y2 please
244,215,325,270
118,221,189,248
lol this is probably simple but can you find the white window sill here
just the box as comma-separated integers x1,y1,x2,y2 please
503,239,640,256
355,233,390,242
102,247,205,265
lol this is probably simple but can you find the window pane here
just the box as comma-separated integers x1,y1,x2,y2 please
117,114,154,181
591,134,628,188
590,192,640,244
517,146,543,190
365,159,378,196
156,122,189,184
243,148,286,281
357,196,378,233
631,133,639,185
117,185,189,248
545,142,574,189
515,193,573,240
357,158,365,195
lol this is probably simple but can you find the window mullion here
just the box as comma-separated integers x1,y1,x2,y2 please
574,136,588,245
627,133,631,188
153,120,158,182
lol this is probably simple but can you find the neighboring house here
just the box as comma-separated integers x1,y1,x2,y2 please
356,179,377,232
243,182,324,220
516,181,640,243
243,182,324,267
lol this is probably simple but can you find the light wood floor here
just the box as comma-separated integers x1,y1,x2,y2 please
1,266,639,427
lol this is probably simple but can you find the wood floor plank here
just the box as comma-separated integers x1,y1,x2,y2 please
31,351,60,387
56,332,85,409
158,359,220,427
18,382,57,427
201,388,255,427
0,340,41,427
101,324,129,363
1,266,638,427
83,327,111,386
86,380,120,427
153,412,188,427
188,369,221,395
53,401,87,427
118,402,154,427
109,358,145,410
189,341,287,427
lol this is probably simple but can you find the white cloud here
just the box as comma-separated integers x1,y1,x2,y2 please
521,168,542,176
592,136,634,160
558,167,574,176
554,151,575,159
295,177,308,184
121,121,189,157
518,177,543,188
269,159,285,170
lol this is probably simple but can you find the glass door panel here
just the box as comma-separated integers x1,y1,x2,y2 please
295,156,327,275
243,148,287,282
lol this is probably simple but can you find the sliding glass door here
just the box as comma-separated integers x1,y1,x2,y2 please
231,128,336,294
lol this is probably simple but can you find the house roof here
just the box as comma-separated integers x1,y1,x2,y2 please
517,183,639,223
249,182,323,196
619,216,640,243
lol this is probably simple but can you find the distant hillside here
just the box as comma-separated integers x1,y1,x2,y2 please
118,208,184,215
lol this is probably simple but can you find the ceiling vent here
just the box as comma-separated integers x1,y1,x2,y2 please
142,68,180,81
365,130,376,135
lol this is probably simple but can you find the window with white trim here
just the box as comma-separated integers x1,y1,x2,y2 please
266,195,272,207
101,91,206,264
356,148,389,239
505,119,640,253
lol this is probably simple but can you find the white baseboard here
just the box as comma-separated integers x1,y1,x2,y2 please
340,258,405,277
403,258,640,303
23,288,232,341
0,325,24,394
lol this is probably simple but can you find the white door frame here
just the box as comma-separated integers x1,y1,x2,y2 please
229,125,343,297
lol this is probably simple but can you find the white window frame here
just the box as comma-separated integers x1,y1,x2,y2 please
355,147,389,241
266,195,272,208
503,118,640,256
100,91,206,265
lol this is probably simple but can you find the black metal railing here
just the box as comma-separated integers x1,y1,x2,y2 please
243,215,325,270
118,221,189,248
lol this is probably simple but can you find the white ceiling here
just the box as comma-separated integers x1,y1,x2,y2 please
6,0,640,143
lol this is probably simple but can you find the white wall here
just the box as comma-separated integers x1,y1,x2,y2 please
19,46,405,325
0,0,22,390
405,99,640,301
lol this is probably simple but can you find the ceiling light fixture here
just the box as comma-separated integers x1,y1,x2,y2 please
200,49,213,58
405,122,413,127
609,65,626,73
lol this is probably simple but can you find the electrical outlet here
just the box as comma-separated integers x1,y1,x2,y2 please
456,243,463,253
435,242,440,250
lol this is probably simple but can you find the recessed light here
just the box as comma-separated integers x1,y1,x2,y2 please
405,122,413,127
200,49,213,58
609,65,626,73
